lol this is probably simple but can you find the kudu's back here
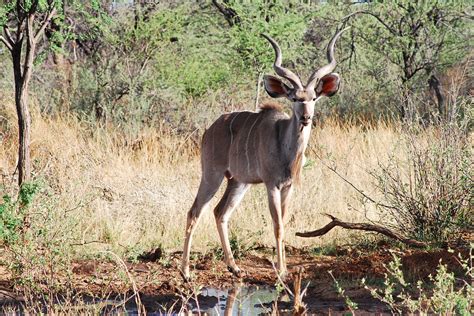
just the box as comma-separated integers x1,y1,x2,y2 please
200,105,288,185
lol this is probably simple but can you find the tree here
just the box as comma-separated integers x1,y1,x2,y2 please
344,0,470,120
0,0,58,187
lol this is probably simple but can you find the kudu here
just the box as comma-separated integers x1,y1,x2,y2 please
181,28,347,279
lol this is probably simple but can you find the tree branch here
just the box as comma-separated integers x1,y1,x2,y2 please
15,13,26,44
296,213,427,248
212,0,240,27
3,26,14,45
21,13,37,89
34,7,57,42
309,147,398,211
0,36,13,51
342,10,398,35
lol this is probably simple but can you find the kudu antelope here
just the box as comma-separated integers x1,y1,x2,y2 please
181,28,347,279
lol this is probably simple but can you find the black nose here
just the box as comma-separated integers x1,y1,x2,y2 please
300,115,311,126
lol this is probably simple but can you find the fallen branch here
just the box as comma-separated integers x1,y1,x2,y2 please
296,213,427,248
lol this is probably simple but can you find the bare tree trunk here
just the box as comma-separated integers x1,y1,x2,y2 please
11,39,30,186
1,4,56,187
16,89,32,186
400,79,410,121
10,15,37,187
428,74,445,121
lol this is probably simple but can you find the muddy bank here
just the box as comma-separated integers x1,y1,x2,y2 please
0,245,468,314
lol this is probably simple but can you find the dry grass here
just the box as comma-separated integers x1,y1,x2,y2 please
0,101,407,258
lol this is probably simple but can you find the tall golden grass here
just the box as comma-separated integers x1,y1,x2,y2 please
1,101,407,257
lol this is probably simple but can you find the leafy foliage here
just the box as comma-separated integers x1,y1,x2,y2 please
225,0,313,72
0,182,40,244
344,0,471,118
363,248,473,315
0,181,79,312
0,194,22,244
2,0,468,127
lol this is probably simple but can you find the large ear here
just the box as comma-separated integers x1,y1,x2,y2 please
315,73,340,97
263,75,291,98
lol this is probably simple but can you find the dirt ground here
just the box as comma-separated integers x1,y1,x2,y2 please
0,241,470,314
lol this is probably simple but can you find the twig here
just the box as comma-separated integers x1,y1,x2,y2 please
296,213,427,248
104,251,145,315
342,10,397,35
211,0,241,27
292,267,307,315
0,289,20,301
34,7,57,42
71,240,105,246
1,26,14,51
310,147,397,210
271,261,293,297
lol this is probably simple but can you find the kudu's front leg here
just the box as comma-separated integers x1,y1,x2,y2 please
266,185,287,277
280,184,293,267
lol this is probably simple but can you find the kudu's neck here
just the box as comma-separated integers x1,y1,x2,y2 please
285,110,312,149
278,110,312,178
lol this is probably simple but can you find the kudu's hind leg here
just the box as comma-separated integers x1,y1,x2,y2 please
181,174,224,279
214,179,250,277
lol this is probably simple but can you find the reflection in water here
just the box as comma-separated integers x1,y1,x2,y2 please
0,284,389,314
0,286,279,315
194,285,280,315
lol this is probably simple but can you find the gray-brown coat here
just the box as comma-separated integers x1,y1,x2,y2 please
181,28,348,279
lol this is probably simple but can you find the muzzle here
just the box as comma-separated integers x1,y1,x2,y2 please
300,114,312,126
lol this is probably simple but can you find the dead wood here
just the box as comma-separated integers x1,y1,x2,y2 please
292,267,307,316
295,213,427,248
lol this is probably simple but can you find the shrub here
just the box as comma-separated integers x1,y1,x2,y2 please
363,247,473,315
372,116,472,244
0,182,77,312
0,182,40,245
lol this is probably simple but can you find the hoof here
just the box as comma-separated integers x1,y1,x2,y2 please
180,268,192,282
277,270,289,282
227,265,243,278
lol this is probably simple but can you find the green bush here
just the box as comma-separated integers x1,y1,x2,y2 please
0,182,78,312
363,248,473,315
0,182,40,245
0,194,22,244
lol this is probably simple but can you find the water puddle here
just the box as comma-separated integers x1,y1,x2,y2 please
1,285,389,314
190,286,282,315
0,286,282,315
